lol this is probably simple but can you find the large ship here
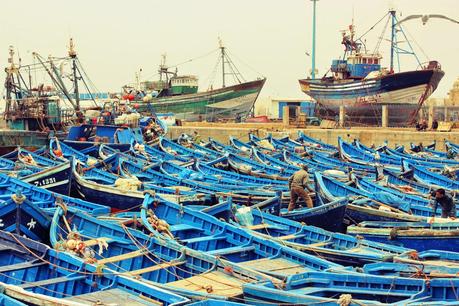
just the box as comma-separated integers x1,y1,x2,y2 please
123,42,266,122
299,10,444,126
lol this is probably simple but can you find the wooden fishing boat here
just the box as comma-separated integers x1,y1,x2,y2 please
195,159,287,186
340,138,452,171
347,221,459,251
315,172,425,223
208,138,243,155
229,136,256,153
0,171,110,242
227,153,293,178
159,137,218,160
297,131,337,152
362,261,459,278
0,171,109,217
310,150,377,173
0,231,189,305
243,270,459,305
49,205,281,300
113,157,280,204
64,124,142,152
217,200,411,266
251,147,299,173
403,161,459,191
140,193,343,277
380,142,459,166
339,137,401,169
0,294,26,306
354,176,452,218
0,188,51,243
159,160,270,190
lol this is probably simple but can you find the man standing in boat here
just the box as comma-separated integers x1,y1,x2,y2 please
430,188,456,222
288,165,314,212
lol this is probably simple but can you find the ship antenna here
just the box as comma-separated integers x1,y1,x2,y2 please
310,0,319,79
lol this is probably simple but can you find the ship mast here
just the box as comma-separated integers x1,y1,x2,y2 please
219,38,226,88
68,38,80,112
311,0,319,79
389,9,396,73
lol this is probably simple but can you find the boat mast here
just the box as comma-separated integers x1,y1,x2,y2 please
69,38,80,112
389,9,396,73
219,39,226,88
311,0,318,79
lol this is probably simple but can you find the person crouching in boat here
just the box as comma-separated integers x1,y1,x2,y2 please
288,164,313,212
430,188,456,223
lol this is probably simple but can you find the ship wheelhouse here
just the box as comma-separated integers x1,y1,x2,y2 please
331,53,382,80
170,75,199,95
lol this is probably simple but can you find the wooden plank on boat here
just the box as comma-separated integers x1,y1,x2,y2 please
245,223,274,230
238,258,308,275
19,275,86,289
64,288,160,305
277,234,297,240
0,261,46,273
122,261,185,276
166,270,244,298
97,249,147,265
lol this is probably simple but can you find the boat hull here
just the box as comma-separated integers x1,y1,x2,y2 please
138,79,266,121
22,161,71,195
299,69,444,126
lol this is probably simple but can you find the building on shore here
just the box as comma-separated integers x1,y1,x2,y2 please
425,77,459,121
254,96,316,119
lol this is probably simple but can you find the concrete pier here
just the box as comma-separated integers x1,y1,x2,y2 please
168,123,459,151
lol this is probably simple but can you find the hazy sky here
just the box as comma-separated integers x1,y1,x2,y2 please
1,0,458,99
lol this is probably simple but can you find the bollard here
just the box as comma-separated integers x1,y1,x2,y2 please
381,105,388,128
339,105,345,128
283,106,290,127
428,104,434,128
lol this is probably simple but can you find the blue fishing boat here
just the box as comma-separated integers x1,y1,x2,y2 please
208,137,243,155
64,124,142,151
353,176,453,218
250,147,299,173
403,161,459,191
243,270,459,305
363,261,459,278
159,137,216,160
219,200,411,266
315,172,425,224
0,189,50,243
229,136,258,153
297,131,337,152
0,231,189,305
282,149,337,172
159,160,271,190
0,172,109,216
195,159,286,186
227,153,293,178
140,193,343,277
49,205,282,300
0,294,26,306
347,221,459,251
381,142,459,166
340,138,452,170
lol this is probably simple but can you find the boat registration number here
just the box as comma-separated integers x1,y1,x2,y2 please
33,177,56,187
